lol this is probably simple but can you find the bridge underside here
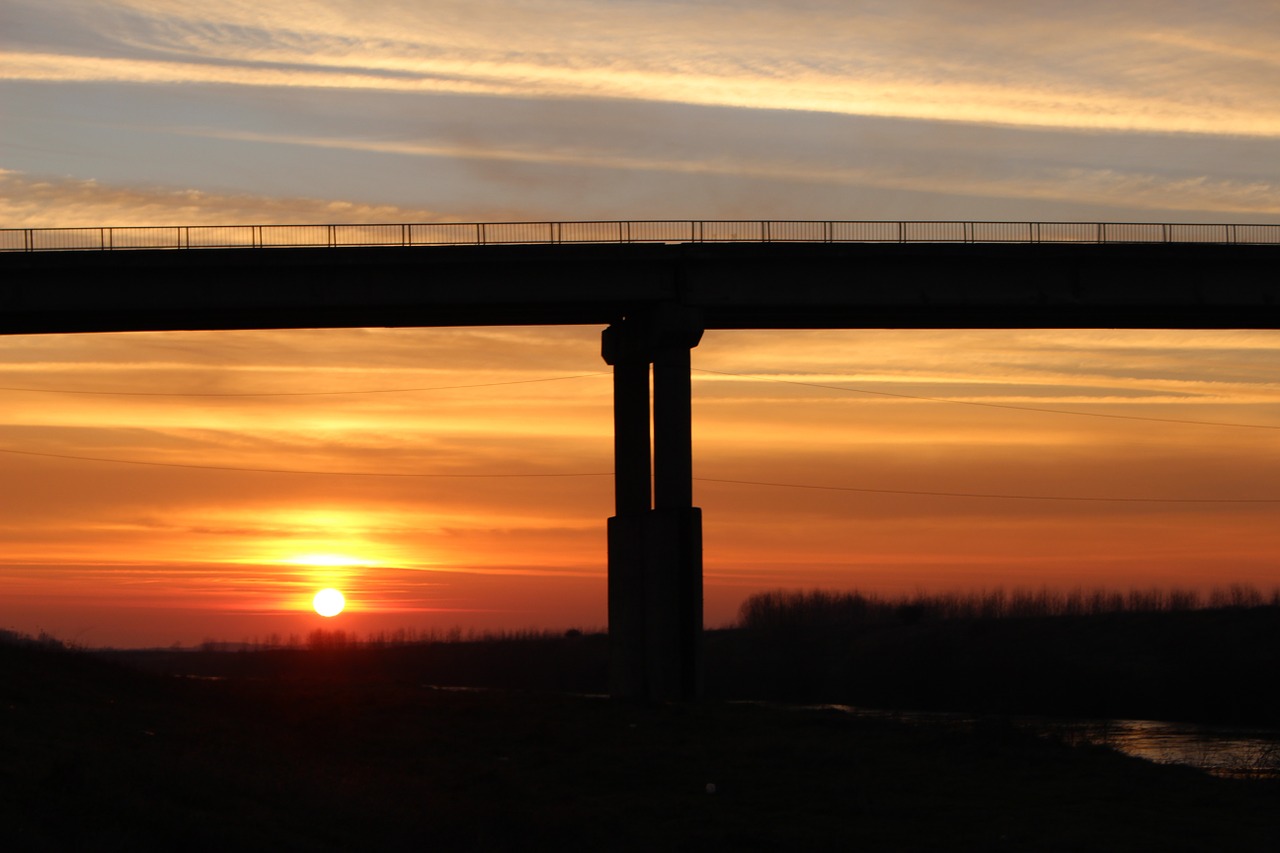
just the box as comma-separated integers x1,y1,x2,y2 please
4,241,1279,700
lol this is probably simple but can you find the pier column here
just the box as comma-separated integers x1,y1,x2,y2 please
602,308,704,701
603,320,652,518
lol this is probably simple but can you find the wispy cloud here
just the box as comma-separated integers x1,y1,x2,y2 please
213,130,1280,216
6,1,1280,137
0,169,451,226
7,2,1280,225
9,128,1274,231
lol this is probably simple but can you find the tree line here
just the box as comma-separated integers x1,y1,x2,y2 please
737,583,1280,632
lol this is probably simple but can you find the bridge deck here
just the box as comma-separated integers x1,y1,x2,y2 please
2,240,1278,334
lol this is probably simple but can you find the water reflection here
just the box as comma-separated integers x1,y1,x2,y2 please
817,705,1280,779
1025,717,1280,779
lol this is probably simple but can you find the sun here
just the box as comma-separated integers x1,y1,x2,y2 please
312,588,346,617
288,553,371,568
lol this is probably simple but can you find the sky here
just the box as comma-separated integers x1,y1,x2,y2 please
2,1,1280,647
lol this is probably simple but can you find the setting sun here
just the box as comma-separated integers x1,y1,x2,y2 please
289,553,372,568
313,588,346,617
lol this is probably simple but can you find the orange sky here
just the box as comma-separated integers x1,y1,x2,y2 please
2,325,1279,647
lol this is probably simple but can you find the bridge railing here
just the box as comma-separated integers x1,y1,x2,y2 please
2,220,1278,252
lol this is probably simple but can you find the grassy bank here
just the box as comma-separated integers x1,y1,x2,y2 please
3,637,1278,851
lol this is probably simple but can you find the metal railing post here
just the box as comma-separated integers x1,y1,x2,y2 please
6,219,1277,253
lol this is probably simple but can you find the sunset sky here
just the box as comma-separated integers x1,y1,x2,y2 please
2,1,1279,647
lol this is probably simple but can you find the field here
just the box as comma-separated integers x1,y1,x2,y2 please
3,634,1279,851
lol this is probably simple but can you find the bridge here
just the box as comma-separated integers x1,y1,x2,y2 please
3,219,1279,700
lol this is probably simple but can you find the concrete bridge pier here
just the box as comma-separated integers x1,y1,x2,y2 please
602,308,705,701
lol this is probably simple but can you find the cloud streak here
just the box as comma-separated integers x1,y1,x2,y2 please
191,130,1280,217
0,169,453,226
6,1,1280,137
7,2,1280,224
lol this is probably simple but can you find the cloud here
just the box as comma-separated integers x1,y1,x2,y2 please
6,1,1280,137
7,3,1280,224
0,169,451,226
695,330,1280,398
75,123,1280,220
6,136,1279,229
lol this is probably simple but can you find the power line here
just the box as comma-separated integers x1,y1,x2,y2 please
693,368,1280,431
0,372,610,397
694,477,1280,503
0,446,612,478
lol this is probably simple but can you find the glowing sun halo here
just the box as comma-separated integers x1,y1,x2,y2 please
313,588,346,617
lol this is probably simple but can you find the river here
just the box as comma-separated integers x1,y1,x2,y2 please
820,705,1280,779
1021,716,1280,779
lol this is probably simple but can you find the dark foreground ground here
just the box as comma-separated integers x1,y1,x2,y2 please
3,640,1278,851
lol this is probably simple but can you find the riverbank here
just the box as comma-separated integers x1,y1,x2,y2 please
3,639,1278,850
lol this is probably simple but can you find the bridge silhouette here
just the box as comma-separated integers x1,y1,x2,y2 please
4,220,1280,700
